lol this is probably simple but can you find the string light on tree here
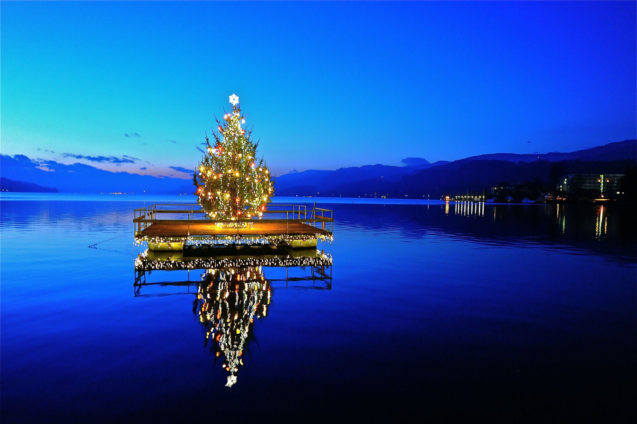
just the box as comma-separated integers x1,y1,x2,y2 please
194,94,275,220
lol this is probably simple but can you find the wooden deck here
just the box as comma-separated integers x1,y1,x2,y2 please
133,203,333,250
140,221,330,238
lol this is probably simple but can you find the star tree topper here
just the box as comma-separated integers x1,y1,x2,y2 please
229,94,239,106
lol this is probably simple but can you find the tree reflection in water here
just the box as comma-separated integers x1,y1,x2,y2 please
134,249,333,387
195,266,270,387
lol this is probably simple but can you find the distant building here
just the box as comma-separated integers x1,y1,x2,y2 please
557,173,624,198
490,184,515,195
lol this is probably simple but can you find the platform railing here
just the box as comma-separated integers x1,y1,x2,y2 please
133,203,333,237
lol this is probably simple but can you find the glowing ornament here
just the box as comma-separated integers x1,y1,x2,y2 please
229,94,239,106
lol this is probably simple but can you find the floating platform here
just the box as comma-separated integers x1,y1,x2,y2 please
134,203,333,251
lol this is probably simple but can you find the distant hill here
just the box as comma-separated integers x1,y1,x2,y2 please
276,164,413,195
0,154,193,194
0,177,58,192
464,139,636,163
390,159,632,197
275,139,637,197
275,157,447,195
401,157,430,166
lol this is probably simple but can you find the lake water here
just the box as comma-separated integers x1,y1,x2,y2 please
1,194,636,421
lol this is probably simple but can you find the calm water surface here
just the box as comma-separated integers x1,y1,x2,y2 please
1,195,636,421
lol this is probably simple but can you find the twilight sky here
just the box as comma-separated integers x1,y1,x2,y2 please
1,1,635,178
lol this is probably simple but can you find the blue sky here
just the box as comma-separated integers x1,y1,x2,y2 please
1,1,635,177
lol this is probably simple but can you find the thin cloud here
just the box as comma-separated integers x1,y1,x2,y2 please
62,153,140,164
36,148,57,154
169,166,192,174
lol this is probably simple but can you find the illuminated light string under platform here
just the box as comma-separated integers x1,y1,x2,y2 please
134,249,333,272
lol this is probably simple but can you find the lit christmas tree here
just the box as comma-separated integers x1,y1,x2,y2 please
194,94,274,220
195,266,271,387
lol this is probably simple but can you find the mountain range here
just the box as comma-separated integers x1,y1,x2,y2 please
0,154,192,194
1,139,635,196
275,139,636,197
464,141,637,163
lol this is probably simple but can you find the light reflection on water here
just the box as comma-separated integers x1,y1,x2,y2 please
133,248,333,388
1,195,636,421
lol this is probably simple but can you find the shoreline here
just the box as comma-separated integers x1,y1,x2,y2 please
1,192,635,206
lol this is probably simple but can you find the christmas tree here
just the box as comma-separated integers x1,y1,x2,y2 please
195,266,271,387
194,94,274,220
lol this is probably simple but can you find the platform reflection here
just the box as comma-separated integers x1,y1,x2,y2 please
133,249,333,386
